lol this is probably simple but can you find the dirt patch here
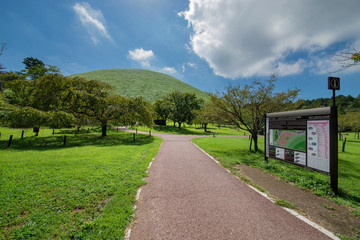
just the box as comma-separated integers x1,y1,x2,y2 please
234,164,360,238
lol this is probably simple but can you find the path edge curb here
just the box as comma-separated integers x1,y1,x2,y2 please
124,142,164,240
191,140,340,240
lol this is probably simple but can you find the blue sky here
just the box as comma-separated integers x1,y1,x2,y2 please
1,0,360,100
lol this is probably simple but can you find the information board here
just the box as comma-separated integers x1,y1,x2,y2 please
265,107,331,174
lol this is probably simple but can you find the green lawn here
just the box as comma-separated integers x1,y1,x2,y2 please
131,123,249,136
0,127,162,239
192,134,360,214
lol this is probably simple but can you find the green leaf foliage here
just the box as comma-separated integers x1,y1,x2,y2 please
210,75,299,152
4,107,48,128
164,91,204,129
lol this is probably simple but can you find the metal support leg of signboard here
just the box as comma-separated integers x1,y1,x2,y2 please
264,114,268,164
330,104,338,195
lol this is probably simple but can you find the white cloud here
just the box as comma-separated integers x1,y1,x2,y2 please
180,0,360,78
161,67,177,75
181,62,197,73
128,48,155,67
275,59,306,77
73,2,112,44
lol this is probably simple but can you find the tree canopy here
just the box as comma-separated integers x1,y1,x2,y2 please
1,58,154,136
164,91,203,129
210,75,299,152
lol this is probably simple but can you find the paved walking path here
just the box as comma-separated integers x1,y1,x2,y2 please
128,132,333,240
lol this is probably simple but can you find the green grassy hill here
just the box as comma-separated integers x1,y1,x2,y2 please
72,69,210,103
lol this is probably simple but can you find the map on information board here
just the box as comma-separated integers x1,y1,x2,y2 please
269,129,306,152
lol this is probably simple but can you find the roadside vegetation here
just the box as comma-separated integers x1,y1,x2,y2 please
192,134,360,215
0,126,161,239
130,123,249,136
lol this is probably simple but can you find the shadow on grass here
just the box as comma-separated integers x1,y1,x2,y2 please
152,125,211,135
0,130,155,151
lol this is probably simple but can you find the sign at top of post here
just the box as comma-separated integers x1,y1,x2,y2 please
328,77,340,90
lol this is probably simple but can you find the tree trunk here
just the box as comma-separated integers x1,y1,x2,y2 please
249,133,258,152
249,135,252,151
253,134,258,152
204,123,208,132
102,125,107,137
178,122,182,129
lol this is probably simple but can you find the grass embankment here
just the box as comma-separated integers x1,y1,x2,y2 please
72,69,210,103
0,127,162,239
192,134,360,214
131,124,249,136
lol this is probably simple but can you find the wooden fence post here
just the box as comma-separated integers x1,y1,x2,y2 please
7,135,13,148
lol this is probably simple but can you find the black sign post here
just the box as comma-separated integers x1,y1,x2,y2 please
328,77,340,195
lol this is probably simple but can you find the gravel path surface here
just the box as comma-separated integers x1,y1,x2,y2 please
128,133,332,240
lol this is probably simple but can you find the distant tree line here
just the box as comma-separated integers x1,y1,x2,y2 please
296,95,360,135
296,95,360,114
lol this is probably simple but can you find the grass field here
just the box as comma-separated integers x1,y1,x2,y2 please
130,123,249,136
72,69,210,103
0,127,162,239
192,134,360,214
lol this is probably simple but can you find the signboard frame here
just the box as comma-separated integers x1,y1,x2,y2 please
264,107,338,193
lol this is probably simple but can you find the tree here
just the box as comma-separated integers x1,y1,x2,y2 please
69,78,153,136
23,57,45,70
165,91,203,129
22,57,60,79
2,74,78,130
4,107,48,128
339,111,360,138
194,103,218,132
153,98,172,125
210,75,299,152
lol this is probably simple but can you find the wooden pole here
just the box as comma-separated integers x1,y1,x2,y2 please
7,135,13,148
342,138,346,152
63,135,67,146
21,130,24,139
